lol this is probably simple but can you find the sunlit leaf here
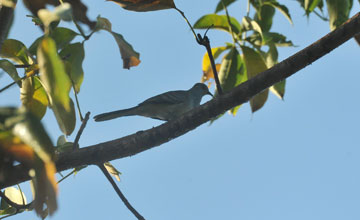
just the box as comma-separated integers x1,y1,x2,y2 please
0,187,27,215
242,16,263,41
29,27,79,55
264,0,293,25
326,0,352,30
270,80,286,100
20,77,48,119
59,43,84,93
95,17,140,69
38,3,72,28
37,37,71,111
104,162,122,181
0,39,33,65
304,0,322,14
241,46,269,112
194,14,242,35
217,47,246,115
0,59,21,87
109,0,176,12
215,0,237,13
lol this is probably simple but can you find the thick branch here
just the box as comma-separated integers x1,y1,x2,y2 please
1,12,360,189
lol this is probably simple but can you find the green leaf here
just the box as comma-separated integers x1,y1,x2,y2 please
194,14,242,35
20,76,48,119
305,0,322,14
95,17,141,69
215,0,237,13
59,43,85,93
217,47,247,115
242,16,264,41
241,46,269,112
326,0,352,30
0,39,32,65
37,37,71,111
29,27,79,56
52,98,76,135
264,0,293,25
263,32,294,47
254,4,275,32
270,80,286,100
0,59,21,87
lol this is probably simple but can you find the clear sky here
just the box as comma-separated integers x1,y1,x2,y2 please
1,0,360,220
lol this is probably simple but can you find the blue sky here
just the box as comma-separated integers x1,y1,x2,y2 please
1,0,360,220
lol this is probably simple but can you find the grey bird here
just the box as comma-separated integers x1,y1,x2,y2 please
94,83,213,122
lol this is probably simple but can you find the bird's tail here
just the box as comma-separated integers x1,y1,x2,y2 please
94,107,139,122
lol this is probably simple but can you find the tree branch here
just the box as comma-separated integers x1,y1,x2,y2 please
1,12,360,189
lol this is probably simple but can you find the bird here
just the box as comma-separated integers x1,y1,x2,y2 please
94,83,213,122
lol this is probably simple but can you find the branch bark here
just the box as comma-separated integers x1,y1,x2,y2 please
1,12,360,189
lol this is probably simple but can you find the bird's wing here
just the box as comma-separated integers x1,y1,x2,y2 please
139,90,188,106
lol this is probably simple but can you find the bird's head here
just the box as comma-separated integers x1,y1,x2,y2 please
192,83,213,97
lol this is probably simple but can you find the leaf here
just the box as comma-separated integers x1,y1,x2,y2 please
104,162,122,181
264,0,293,25
108,0,176,12
1,108,58,216
217,47,246,115
20,76,48,119
263,32,294,47
95,17,141,69
270,80,286,99
304,0,322,14
23,0,96,29
242,16,263,41
201,46,229,83
37,37,71,111
0,187,27,215
0,39,33,65
38,3,73,28
55,135,73,153
215,0,237,13
241,46,269,112
29,27,79,55
37,37,76,135
52,98,76,135
254,4,275,32
0,59,21,87
3,187,27,206
194,14,242,35
326,0,352,30
59,43,85,93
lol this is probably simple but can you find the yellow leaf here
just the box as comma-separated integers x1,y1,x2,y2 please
108,0,176,12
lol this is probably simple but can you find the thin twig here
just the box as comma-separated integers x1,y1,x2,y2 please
0,75,26,93
14,64,31,68
73,111,90,150
221,0,237,44
57,169,75,184
173,7,199,41
97,164,145,220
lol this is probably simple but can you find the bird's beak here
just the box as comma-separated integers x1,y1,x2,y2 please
207,91,213,97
